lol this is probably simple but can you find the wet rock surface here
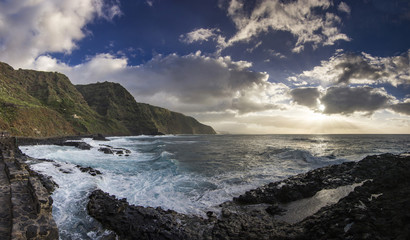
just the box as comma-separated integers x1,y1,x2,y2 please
88,190,213,240
93,133,109,141
56,141,92,150
17,135,91,146
98,144,131,156
18,136,94,150
0,137,58,239
88,153,410,240
76,165,102,176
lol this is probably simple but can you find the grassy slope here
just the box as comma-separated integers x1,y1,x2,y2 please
0,61,215,137
0,62,127,136
76,82,216,135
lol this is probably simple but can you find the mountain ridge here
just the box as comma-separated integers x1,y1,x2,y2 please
0,61,216,137
76,82,216,135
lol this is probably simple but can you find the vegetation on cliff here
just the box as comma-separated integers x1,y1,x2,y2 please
76,82,216,135
0,61,215,137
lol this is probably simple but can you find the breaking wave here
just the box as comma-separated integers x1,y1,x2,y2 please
20,134,410,239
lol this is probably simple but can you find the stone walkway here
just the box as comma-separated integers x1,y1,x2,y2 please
0,152,12,239
0,137,58,240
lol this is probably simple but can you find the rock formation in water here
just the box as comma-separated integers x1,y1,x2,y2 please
88,153,410,239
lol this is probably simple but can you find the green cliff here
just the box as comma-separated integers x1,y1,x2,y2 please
76,82,216,135
0,61,215,137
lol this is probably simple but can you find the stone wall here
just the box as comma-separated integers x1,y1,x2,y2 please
0,137,58,240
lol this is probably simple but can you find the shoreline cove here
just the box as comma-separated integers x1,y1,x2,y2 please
87,152,410,239
5,135,410,239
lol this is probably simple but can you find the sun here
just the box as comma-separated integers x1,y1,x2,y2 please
318,104,326,112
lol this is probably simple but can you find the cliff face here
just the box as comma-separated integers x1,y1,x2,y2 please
0,62,127,136
0,62,215,137
76,82,216,135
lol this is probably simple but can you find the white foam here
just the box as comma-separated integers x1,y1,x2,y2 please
19,134,409,237
30,161,109,239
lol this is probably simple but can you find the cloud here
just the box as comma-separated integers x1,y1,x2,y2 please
290,87,321,108
40,52,289,115
320,86,392,115
146,1,154,7
267,49,286,59
333,53,387,84
23,53,410,134
0,0,121,68
298,50,410,86
390,100,410,115
222,0,350,52
338,2,351,14
179,28,221,44
246,41,262,53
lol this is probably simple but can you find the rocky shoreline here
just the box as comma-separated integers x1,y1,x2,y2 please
0,137,58,239
16,134,103,146
3,136,409,239
88,153,410,240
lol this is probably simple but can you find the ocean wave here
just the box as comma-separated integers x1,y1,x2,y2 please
291,137,331,143
277,149,322,163
19,134,410,238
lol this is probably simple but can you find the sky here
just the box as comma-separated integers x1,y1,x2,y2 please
0,0,409,134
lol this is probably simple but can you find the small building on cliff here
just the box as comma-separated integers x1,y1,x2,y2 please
0,131,10,138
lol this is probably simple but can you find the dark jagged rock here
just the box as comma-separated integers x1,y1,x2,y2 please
76,165,102,176
58,168,72,174
98,144,131,156
88,190,213,240
88,153,410,240
93,134,109,141
234,153,407,206
99,147,114,154
19,136,92,150
28,171,59,193
56,141,92,150
300,154,410,240
17,135,91,146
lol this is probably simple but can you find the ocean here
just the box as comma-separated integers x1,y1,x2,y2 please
20,134,410,239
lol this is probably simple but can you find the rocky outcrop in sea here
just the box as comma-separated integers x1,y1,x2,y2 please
87,153,410,240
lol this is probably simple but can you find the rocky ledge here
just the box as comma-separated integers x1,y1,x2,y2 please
0,137,58,240
88,153,410,240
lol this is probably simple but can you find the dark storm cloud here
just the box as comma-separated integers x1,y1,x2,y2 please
390,102,410,115
289,87,320,108
320,86,392,115
334,53,387,84
298,50,409,87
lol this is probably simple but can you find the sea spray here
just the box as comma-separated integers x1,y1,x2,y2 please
21,134,410,238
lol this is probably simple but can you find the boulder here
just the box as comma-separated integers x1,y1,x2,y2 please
92,134,109,141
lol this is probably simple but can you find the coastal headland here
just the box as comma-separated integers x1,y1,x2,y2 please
2,136,409,239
